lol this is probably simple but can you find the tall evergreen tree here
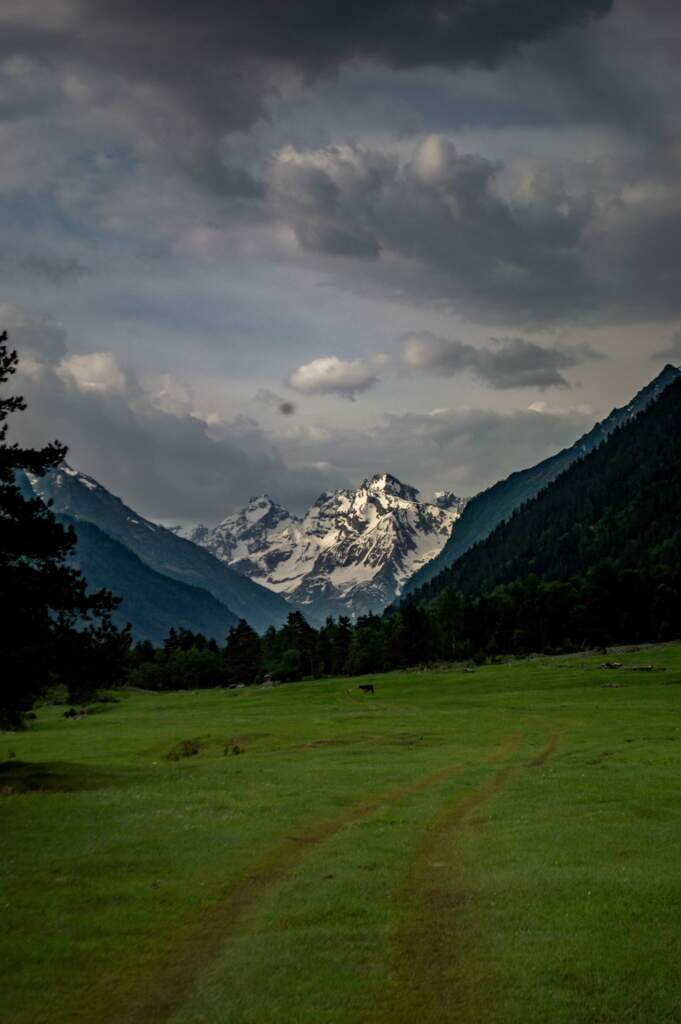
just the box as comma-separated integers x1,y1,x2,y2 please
0,333,130,727
224,618,262,685
332,615,353,674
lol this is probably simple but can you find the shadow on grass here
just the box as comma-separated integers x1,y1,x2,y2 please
0,759,123,795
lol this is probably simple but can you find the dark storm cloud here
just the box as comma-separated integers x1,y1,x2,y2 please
1,2,612,136
268,132,681,326
269,137,595,323
403,333,602,389
74,2,614,75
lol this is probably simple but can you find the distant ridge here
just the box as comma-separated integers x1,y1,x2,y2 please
23,465,292,634
60,515,237,644
403,364,681,596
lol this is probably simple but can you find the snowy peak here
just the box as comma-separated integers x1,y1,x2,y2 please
37,463,103,495
361,473,420,502
193,474,468,618
219,494,292,532
190,494,298,568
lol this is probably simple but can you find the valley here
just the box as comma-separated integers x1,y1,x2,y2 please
3,646,681,1023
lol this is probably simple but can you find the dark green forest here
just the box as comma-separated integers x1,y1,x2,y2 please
413,376,681,600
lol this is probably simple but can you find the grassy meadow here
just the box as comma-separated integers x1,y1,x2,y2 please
2,645,681,1023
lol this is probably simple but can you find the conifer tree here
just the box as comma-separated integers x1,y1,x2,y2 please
0,332,130,727
224,618,262,685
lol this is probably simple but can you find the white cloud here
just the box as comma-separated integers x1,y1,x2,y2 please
151,374,194,417
56,351,127,394
287,355,379,400
528,400,594,416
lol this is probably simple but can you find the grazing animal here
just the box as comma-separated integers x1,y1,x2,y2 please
358,684,375,694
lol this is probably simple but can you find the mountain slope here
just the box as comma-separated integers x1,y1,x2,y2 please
59,516,237,644
404,363,681,595
25,466,292,633
192,474,466,618
409,375,681,605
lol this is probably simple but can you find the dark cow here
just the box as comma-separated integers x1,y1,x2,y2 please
358,684,375,694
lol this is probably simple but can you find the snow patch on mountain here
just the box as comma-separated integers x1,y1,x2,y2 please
190,473,467,616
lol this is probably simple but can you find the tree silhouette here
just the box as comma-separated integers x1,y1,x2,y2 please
0,332,130,727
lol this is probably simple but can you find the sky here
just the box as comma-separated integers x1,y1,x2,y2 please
3,0,681,523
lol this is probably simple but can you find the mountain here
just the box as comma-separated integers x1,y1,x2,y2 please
190,473,466,618
403,363,681,596
59,516,237,644
23,465,293,634
408,374,681,608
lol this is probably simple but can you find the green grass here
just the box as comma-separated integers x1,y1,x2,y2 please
3,645,681,1023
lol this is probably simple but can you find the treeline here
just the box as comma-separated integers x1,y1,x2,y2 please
126,607,434,688
124,544,681,689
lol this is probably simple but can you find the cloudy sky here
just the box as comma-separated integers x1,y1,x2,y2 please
3,0,681,522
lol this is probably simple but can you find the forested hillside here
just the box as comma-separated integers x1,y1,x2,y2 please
412,376,681,602
403,363,681,595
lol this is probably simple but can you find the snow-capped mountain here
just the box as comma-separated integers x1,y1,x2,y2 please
191,473,467,618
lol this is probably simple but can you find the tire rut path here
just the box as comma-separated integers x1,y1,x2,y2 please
381,730,560,1024
100,757,474,1024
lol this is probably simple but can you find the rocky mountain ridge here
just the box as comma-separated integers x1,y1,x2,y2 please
190,473,467,618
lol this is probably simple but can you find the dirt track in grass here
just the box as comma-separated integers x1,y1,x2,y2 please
528,731,561,767
99,757,473,1024
382,731,560,1024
